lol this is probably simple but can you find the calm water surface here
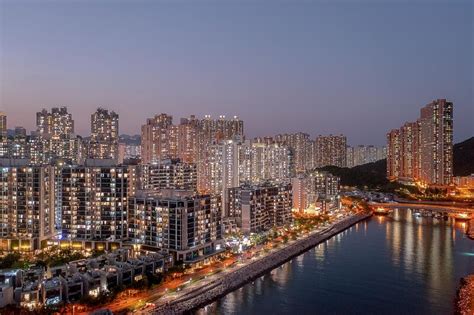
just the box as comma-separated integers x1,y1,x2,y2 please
197,209,474,315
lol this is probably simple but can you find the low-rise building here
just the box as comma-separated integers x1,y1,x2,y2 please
42,277,63,306
0,249,171,306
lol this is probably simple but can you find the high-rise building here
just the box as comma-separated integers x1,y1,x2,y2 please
118,142,141,164
387,99,453,186
37,107,74,137
227,182,292,233
205,139,241,214
419,99,453,185
141,114,200,165
0,113,8,158
139,159,197,192
0,139,8,158
177,116,199,163
250,142,294,183
0,112,6,138
274,133,310,173
314,135,347,167
0,161,55,251
129,190,223,263
387,129,401,181
35,107,80,164
307,170,340,200
89,108,119,160
291,175,308,212
400,122,420,180
346,145,387,167
376,146,387,161
346,146,354,168
199,138,294,214
9,128,28,159
59,163,136,241
141,114,175,164
199,115,244,143
291,170,340,213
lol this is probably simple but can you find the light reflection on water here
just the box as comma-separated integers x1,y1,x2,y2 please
197,209,474,315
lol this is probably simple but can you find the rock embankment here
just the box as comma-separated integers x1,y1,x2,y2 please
456,275,474,315
152,213,372,315
467,219,474,240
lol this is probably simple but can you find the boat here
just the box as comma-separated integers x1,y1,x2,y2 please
453,213,471,221
373,207,391,215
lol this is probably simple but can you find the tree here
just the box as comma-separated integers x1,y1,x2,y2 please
0,252,22,269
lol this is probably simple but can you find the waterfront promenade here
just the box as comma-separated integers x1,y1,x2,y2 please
147,212,372,315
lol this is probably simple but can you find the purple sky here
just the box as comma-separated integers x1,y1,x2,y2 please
1,1,472,146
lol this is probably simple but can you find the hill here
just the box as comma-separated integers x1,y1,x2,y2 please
453,137,474,176
318,159,388,188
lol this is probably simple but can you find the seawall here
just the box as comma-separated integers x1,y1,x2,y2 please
467,219,474,240
455,275,474,315
151,213,372,315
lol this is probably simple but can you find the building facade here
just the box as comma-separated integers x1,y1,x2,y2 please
34,107,81,164
129,190,223,263
59,164,136,241
274,133,310,173
0,162,55,251
346,145,386,168
291,170,340,213
0,112,6,138
139,159,197,192
89,108,119,160
314,135,347,168
227,182,292,233
387,99,453,186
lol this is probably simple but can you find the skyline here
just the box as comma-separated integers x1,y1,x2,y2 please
1,1,473,145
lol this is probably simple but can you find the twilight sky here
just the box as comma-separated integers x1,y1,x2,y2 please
0,0,472,146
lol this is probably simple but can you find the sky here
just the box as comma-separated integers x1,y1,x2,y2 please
0,0,472,146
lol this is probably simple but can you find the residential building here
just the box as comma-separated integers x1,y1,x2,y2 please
386,99,453,186
59,163,136,241
141,114,201,165
274,132,310,173
129,190,223,263
0,161,55,251
35,107,81,164
419,99,453,185
387,129,401,181
314,134,347,167
227,182,292,233
89,108,119,160
139,159,197,192
0,112,6,138
291,171,340,213
346,145,386,167
250,142,294,184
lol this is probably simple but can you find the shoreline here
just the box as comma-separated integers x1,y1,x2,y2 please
456,275,474,315
149,213,372,315
467,219,474,240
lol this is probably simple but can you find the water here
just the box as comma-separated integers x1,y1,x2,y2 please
197,209,474,315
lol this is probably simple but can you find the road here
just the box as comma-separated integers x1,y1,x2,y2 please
74,211,359,314
371,202,474,214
